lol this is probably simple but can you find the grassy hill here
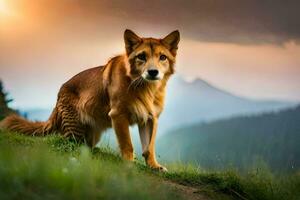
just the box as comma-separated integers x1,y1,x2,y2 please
0,130,299,200
157,105,300,173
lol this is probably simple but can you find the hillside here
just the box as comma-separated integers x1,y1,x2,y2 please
157,105,300,173
22,76,296,134
0,131,299,200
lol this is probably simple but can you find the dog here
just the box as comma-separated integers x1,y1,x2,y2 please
1,29,180,171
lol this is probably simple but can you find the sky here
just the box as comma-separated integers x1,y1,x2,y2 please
0,0,300,109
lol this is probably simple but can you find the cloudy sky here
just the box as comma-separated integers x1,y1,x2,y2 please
0,0,300,109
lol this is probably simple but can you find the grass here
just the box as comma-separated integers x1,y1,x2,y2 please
0,130,299,200
0,131,181,200
163,165,300,200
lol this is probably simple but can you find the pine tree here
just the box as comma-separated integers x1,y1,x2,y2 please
0,80,15,120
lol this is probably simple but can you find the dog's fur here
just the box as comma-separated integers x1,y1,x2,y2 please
0,29,180,171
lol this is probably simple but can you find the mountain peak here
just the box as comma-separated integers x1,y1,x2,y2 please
191,78,215,88
171,75,215,89
171,75,225,93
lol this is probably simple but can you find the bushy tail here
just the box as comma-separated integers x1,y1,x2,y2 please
0,114,54,136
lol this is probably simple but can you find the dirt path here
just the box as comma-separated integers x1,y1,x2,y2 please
163,180,211,200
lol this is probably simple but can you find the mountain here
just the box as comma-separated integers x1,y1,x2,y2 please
23,76,296,134
157,105,300,173
158,76,296,133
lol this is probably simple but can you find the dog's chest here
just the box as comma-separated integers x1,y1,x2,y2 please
128,95,162,124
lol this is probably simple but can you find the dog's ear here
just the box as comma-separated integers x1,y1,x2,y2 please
162,30,180,56
124,29,142,55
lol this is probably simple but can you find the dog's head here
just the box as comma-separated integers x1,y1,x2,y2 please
124,29,180,82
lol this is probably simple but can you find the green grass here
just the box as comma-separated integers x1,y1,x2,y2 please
0,130,299,200
0,131,181,200
164,164,300,200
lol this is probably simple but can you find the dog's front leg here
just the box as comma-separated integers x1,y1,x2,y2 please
138,118,167,171
110,111,134,161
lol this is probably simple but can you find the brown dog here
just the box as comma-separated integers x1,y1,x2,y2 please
1,29,180,171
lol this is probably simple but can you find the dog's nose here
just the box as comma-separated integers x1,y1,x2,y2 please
147,69,159,77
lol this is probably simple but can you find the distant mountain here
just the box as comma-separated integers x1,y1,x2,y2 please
23,76,296,134
157,105,300,173
159,76,296,133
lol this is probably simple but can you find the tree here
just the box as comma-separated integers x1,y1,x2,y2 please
0,80,15,120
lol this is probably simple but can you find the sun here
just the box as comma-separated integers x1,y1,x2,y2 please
0,0,7,12
0,0,12,17
0,0,18,26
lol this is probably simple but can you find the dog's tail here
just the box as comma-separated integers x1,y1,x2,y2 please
0,110,58,136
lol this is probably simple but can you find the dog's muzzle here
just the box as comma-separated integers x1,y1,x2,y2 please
143,69,162,81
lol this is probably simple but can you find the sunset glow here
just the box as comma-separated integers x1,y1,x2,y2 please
0,0,12,17
0,0,8,13
0,0,299,109
0,0,19,29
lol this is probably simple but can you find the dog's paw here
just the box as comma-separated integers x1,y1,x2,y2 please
151,164,168,172
158,165,168,172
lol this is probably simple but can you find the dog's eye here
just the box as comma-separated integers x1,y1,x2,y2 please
137,53,146,61
160,54,167,61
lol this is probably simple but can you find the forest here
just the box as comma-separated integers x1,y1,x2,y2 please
158,106,300,174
